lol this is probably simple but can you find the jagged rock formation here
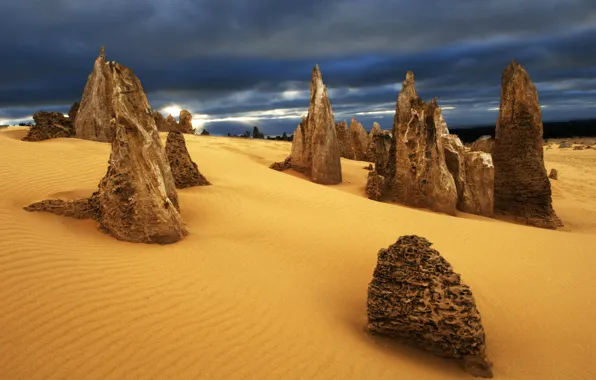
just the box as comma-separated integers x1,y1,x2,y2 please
22,112,75,141
253,126,265,139
549,168,558,180
367,122,382,160
464,152,495,217
470,136,494,154
335,121,354,159
271,66,342,184
367,235,493,378
200,129,210,136
153,111,177,132
76,46,148,142
177,110,194,134
24,56,187,244
493,61,561,229
68,102,79,122
166,131,210,188
365,172,385,201
350,118,370,161
390,94,458,215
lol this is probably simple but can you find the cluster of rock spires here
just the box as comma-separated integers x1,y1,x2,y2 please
367,235,493,378
362,62,559,228
23,47,210,244
270,65,342,185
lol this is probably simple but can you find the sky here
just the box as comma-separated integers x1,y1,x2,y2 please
1,0,595,135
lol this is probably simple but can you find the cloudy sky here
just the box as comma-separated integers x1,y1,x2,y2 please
1,0,595,135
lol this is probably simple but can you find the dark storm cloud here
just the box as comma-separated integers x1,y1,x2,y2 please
1,0,595,133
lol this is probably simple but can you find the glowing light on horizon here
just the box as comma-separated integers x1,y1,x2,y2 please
162,105,182,116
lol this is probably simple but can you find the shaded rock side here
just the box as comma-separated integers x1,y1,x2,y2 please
178,110,195,134
493,61,561,229
367,122,382,159
371,130,392,177
367,235,493,378
22,111,75,141
166,131,211,188
25,62,187,244
442,133,474,212
365,171,385,201
470,136,494,154
463,152,495,217
335,121,354,159
350,117,370,161
307,65,342,184
270,156,292,171
549,168,558,180
390,97,458,215
68,102,80,122
253,126,265,139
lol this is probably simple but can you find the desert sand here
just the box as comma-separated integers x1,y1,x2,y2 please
1,126,595,380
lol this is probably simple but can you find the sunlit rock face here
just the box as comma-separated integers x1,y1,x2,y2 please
76,46,150,143
493,60,561,229
25,49,187,244
271,66,342,185
349,117,370,161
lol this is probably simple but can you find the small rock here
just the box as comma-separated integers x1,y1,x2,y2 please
22,111,75,141
549,168,558,180
364,163,373,170
365,171,385,201
559,142,572,149
178,110,195,134
270,156,292,171
573,145,585,151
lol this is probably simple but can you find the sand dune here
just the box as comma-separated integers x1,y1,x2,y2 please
1,126,595,380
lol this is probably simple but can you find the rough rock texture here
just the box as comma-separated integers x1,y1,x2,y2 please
178,110,194,134
271,66,342,184
253,126,264,139
463,152,495,217
549,168,558,180
389,94,458,215
76,46,137,142
365,172,385,201
367,122,382,160
166,131,210,188
493,61,561,229
270,156,292,171
335,121,354,159
371,130,392,177
25,59,187,244
349,117,370,161
367,235,493,378
22,112,75,141
68,102,80,122
470,136,494,154
442,134,474,212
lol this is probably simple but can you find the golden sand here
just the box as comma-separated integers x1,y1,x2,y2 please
1,126,595,379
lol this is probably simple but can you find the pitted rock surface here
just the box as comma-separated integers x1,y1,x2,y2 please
549,168,558,180
349,117,370,161
25,61,187,244
166,131,210,188
493,61,561,229
365,172,385,201
22,112,75,141
271,66,342,184
371,130,392,177
367,235,493,378
335,121,354,159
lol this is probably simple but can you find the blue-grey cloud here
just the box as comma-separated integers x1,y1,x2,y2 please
1,0,595,134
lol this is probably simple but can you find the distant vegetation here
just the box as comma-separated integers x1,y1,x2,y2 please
453,119,596,143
